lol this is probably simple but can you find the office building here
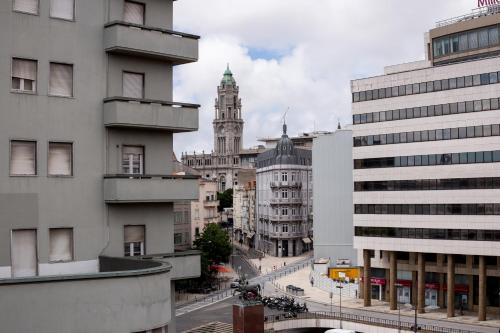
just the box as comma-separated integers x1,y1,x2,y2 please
352,7,500,320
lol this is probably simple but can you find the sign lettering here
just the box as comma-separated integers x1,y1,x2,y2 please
478,0,500,8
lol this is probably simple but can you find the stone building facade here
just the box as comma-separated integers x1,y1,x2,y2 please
182,66,246,191
233,170,257,248
256,124,313,257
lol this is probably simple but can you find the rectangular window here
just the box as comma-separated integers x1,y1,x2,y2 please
49,228,73,262
122,145,144,175
12,58,37,93
123,72,144,99
11,229,37,277
13,0,38,14
281,172,288,182
124,225,145,257
49,63,73,97
10,140,36,176
50,0,74,20
123,1,145,25
48,142,72,176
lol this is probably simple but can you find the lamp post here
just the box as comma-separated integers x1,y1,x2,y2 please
336,284,344,329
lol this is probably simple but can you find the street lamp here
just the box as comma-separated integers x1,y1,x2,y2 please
336,284,344,329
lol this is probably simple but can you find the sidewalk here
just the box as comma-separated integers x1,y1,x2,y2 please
274,266,500,329
249,251,313,275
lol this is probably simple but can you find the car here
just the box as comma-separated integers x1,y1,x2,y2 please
230,279,241,288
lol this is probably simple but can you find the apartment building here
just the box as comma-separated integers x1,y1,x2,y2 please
233,172,257,248
352,7,500,321
191,179,220,241
256,124,313,257
0,0,200,332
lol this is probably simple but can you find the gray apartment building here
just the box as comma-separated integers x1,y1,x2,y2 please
0,0,200,332
256,124,313,257
353,6,500,321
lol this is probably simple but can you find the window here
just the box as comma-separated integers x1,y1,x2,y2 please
13,0,38,14
10,140,36,176
281,208,288,216
123,1,145,25
174,233,182,245
123,72,144,99
282,224,288,233
11,229,37,277
50,0,74,20
281,189,288,199
49,63,73,97
122,146,144,175
281,172,288,182
12,58,37,93
48,142,72,176
49,228,73,262
124,225,145,257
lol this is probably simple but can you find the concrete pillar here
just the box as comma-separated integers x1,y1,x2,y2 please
170,281,176,333
478,256,487,321
438,272,445,309
363,249,372,307
467,274,474,311
417,253,425,314
359,267,364,299
447,254,455,318
411,271,417,306
389,251,397,310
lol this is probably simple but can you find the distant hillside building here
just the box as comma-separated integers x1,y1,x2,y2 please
256,124,313,257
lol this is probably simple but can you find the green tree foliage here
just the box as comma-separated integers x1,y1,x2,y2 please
217,188,233,212
193,223,232,265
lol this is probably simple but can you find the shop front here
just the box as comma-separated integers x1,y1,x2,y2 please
425,283,440,307
444,284,470,310
371,277,386,301
396,280,412,304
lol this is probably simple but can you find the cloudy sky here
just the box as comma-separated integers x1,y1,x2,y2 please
172,0,476,156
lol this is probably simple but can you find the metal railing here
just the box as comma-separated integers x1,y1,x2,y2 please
264,311,480,333
436,5,500,28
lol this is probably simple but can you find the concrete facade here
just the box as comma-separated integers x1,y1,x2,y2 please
256,124,313,257
312,129,357,267
0,0,200,331
352,11,500,321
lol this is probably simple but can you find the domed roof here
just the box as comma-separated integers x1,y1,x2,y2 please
221,64,236,85
275,123,296,164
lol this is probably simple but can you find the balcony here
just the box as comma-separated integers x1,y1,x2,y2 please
104,175,199,203
0,256,172,332
268,231,305,238
104,21,199,64
269,215,304,222
140,250,201,281
203,200,219,208
204,216,220,224
270,198,302,205
270,181,302,189
103,97,199,132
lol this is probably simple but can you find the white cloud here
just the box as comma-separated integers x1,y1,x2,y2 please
172,0,475,156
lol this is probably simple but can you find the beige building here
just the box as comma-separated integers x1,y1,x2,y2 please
353,7,500,321
191,179,220,241
233,170,257,248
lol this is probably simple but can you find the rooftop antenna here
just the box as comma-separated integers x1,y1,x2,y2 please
282,108,289,135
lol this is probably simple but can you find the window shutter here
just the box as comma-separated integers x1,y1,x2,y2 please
50,0,74,20
123,72,144,98
49,63,73,97
124,225,145,243
123,1,145,25
48,143,72,176
12,59,36,80
49,229,73,262
13,0,38,14
10,141,36,175
11,230,37,278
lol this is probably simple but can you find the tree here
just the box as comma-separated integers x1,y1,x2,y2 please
193,223,232,265
217,188,233,212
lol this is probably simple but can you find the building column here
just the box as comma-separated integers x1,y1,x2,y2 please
447,254,455,318
359,267,364,300
478,256,487,321
438,272,445,309
417,253,425,314
411,271,417,306
389,251,397,311
363,249,372,307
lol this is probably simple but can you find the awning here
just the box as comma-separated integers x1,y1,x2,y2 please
246,232,255,239
302,237,312,244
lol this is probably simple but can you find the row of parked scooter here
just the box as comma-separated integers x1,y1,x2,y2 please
261,295,309,313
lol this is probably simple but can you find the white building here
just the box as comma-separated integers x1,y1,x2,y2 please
312,128,356,267
352,8,500,321
256,124,313,257
233,178,257,248
191,179,220,241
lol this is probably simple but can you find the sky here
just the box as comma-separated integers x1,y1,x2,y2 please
172,0,476,157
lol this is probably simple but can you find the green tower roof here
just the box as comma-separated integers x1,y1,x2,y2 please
221,64,236,85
